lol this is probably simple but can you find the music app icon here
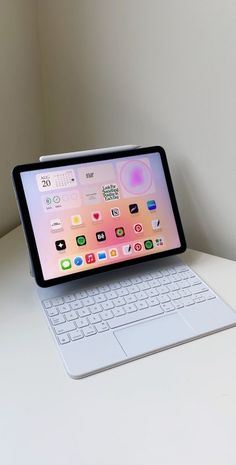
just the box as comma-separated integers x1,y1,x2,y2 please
85,252,96,264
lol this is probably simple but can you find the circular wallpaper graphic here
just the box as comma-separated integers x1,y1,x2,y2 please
120,160,152,195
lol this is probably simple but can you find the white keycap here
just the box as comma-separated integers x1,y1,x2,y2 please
191,284,208,294
95,321,109,332
188,277,201,286
162,269,170,276
168,291,181,300
70,300,83,310
55,321,76,335
46,307,58,317
131,277,142,284
78,307,91,317
139,282,151,290
159,285,169,294
193,295,206,304
90,304,102,314
159,277,171,285
94,294,106,303
151,271,162,278
109,282,121,290
66,310,78,321
100,310,113,320
158,294,170,303
88,314,101,324
124,294,136,304
52,297,64,306
146,288,159,297
64,294,76,302
183,297,195,306
98,285,110,293
58,303,71,313
70,329,84,340
117,288,129,297
50,314,65,325
140,273,152,281
113,307,126,317
171,274,182,282
119,279,131,287
113,297,126,307
147,296,160,306
57,334,70,344
109,305,164,329
101,300,114,310
179,279,191,289
149,279,160,288
87,288,99,296
126,285,139,294
173,300,184,309
83,325,97,337
105,291,117,300
124,303,137,313
136,300,148,310
83,297,95,306
179,288,191,298
181,270,195,279
75,290,87,299
76,318,89,328
168,282,179,291
161,302,175,312
135,291,148,300
43,300,52,309
204,291,216,300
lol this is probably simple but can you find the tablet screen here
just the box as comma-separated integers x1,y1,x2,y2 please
16,148,185,286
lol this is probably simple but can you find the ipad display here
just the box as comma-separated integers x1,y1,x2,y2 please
13,147,186,286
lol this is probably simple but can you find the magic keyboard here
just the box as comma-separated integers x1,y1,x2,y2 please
42,263,216,345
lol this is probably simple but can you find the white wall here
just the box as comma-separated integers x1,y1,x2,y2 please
0,0,44,237
37,0,236,260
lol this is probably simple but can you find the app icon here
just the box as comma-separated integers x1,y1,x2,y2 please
122,244,132,255
110,207,120,218
71,214,83,227
97,251,107,261
144,239,154,250
109,248,118,258
76,235,87,246
53,195,61,204
152,219,161,230
91,211,102,222
74,256,83,266
85,253,96,264
60,258,72,270
115,227,125,237
55,239,66,251
147,200,157,211
156,237,164,246
134,242,143,252
129,203,139,214
50,218,62,232
96,231,106,242
133,223,143,234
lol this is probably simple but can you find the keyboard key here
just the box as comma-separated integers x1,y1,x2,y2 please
109,282,121,290
90,303,102,313
64,294,76,302
58,303,71,314
75,290,87,299
46,307,58,317
57,334,70,344
117,288,129,297
95,321,109,332
88,314,101,324
140,273,152,281
183,297,195,306
78,307,91,317
149,279,160,288
101,300,114,310
173,300,184,309
159,277,171,285
83,297,95,306
98,285,110,293
179,288,191,298
109,306,164,329
66,310,78,321
124,294,137,304
119,279,131,287
52,297,64,306
124,303,137,313
191,284,208,294
188,277,201,286
135,291,148,300
55,321,76,335
113,307,126,317
204,291,216,300
113,297,126,307
167,282,179,291
83,325,97,337
159,285,169,294
131,277,142,284
50,314,65,325
168,291,181,300
193,295,206,304
70,300,83,310
146,288,159,297
136,300,148,310
70,329,84,340
151,271,162,278
76,318,89,328
105,291,118,300
179,280,191,289
171,273,182,282
147,296,160,306
87,288,99,296
127,285,139,294
139,282,151,290
158,294,170,303
100,310,113,320
94,294,106,303
161,302,175,312
43,300,52,309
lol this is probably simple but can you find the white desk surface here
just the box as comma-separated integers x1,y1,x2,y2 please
1,226,236,465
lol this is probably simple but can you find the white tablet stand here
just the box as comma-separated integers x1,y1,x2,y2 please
29,145,140,277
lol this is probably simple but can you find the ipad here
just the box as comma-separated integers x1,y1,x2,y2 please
13,146,186,287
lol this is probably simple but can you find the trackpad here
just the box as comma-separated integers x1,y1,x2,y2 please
115,314,194,358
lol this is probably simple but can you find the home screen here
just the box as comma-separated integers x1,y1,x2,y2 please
21,152,181,280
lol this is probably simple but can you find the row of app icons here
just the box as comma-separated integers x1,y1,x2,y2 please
59,237,164,270
55,220,161,251
50,200,157,231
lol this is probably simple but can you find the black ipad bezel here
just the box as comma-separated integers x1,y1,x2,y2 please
12,146,186,287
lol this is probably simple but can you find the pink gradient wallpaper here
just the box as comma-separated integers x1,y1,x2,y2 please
21,153,180,280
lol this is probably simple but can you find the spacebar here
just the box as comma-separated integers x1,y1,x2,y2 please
109,306,164,329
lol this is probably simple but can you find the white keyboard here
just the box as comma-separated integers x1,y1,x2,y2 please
42,263,216,345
